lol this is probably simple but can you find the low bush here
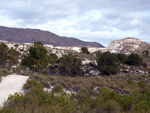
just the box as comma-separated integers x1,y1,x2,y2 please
138,79,146,89
127,79,136,86
52,85,63,93
1,77,150,113
0,68,9,76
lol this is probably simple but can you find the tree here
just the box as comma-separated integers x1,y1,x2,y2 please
58,53,82,76
81,47,90,54
97,52,120,75
0,43,20,67
126,54,143,66
7,48,20,67
49,53,58,64
21,41,50,72
142,50,149,57
117,53,128,63
0,43,9,66
142,63,147,68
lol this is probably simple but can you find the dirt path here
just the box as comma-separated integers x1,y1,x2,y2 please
0,75,29,107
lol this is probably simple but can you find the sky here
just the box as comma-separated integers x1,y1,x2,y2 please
0,0,150,46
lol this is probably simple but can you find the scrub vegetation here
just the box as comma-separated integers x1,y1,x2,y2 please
0,41,150,113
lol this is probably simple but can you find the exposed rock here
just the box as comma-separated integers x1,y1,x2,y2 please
0,39,149,76
82,65,102,76
120,64,149,75
0,40,105,58
107,37,150,54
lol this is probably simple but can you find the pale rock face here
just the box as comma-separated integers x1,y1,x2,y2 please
0,40,106,58
44,86,76,95
82,59,92,65
107,38,150,53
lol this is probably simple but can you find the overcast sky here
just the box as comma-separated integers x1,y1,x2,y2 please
0,0,150,46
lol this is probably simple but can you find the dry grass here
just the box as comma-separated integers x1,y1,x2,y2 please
26,73,150,96
29,73,50,88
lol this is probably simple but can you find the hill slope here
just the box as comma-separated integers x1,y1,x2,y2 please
107,37,150,53
0,26,104,47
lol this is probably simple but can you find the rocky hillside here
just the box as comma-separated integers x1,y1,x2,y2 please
107,37,150,54
0,40,103,58
1,40,149,76
0,26,104,47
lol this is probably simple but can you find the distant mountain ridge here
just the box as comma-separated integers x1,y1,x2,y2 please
0,26,104,47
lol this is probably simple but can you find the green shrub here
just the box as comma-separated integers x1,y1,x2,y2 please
138,79,146,89
81,47,90,54
95,100,121,113
127,80,136,86
119,95,134,111
0,43,8,66
0,68,9,76
49,53,58,64
126,53,143,66
1,83,150,113
21,41,50,72
143,63,147,68
0,43,19,68
58,53,82,76
117,53,128,63
7,48,20,67
97,52,120,75
52,85,64,93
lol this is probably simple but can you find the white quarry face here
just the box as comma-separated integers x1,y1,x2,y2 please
0,40,106,58
107,38,150,53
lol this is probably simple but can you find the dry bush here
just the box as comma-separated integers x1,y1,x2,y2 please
0,68,9,77
29,73,50,88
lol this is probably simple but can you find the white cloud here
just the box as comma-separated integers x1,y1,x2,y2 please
0,0,150,46
130,19,143,26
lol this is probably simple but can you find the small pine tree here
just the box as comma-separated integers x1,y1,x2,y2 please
49,53,58,64
21,41,50,72
97,52,120,75
58,53,82,76
7,48,20,67
81,47,90,54
0,43,9,66
126,54,143,66
117,53,128,63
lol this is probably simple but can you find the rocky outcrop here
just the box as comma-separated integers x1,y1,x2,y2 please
0,40,105,58
120,64,149,75
0,26,104,47
107,37,150,54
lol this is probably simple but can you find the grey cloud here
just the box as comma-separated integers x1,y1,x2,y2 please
0,0,78,24
0,0,150,45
